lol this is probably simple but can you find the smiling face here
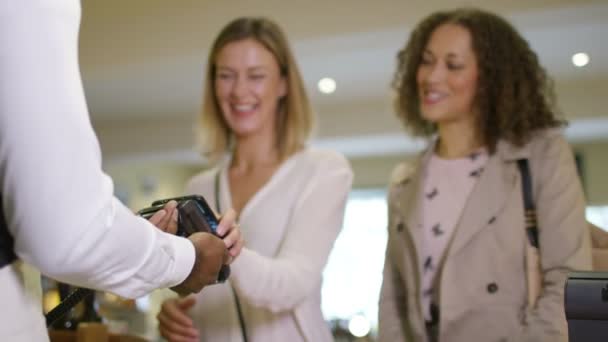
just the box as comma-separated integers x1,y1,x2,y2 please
416,23,479,126
213,38,287,140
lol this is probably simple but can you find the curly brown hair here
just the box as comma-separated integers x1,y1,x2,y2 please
393,8,565,152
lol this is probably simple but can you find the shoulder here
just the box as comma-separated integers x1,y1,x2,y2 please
384,161,416,215
524,128,573,162
297,146,353,174
388,145,428,188
505,128,578,189
389,161,417,187
497,127,571,161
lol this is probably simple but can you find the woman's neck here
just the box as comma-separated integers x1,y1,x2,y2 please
231,133,280,172
436,120,484,159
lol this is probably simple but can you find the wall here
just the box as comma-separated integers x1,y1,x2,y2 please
106,162,205,211
103,140,608,210
575,141,608,205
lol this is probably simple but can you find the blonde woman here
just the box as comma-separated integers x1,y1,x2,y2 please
157,17,353,342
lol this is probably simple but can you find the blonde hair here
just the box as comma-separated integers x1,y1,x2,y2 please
199,17,314,162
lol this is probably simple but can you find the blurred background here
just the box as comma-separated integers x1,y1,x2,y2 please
55,0,608,340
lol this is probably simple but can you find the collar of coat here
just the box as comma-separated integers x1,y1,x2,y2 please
389,128,562,259
387,129,560,186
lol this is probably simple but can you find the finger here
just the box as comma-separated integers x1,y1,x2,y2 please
177,296,197,311
148,209,167,227
221,224,240,249
158,322,199,342
163,200,178,212
164,208,179,235
229,236,245,259
216,208,237,236
158,313,199,341
156,201,178,231
160,298,195,328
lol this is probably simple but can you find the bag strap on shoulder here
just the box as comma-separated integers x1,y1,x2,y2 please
517,159,543,308
0,194,18,268
517,159,540,248
214,171,249,342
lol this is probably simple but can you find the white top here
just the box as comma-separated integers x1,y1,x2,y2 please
0,1,194,340
420,151,488,320
183,147,353,342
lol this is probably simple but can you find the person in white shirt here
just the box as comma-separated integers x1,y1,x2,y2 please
0,1,243,341
156,17,353,342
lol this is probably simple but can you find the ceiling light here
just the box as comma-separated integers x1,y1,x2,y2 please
572,52,590,67
318,77,336,94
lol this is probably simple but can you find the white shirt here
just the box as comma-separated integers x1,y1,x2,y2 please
183,148,353,342
0,1,194,340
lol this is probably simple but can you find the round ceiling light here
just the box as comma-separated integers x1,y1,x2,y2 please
572,52,590,67
318,77,336,94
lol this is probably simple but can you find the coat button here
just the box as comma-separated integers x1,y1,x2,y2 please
396,222,405,232
487,282,499,294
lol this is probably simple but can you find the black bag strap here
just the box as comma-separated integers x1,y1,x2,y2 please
517,159,540,248
214,171,221,220
0,193,18,268
214,171,249,342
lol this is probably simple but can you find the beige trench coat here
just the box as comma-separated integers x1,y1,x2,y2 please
378,129,592,342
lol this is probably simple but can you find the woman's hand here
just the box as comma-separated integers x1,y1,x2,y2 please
216,208,244,263
157,296,200,342
147,201,244,262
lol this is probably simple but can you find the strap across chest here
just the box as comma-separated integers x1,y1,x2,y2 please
0,194,18,268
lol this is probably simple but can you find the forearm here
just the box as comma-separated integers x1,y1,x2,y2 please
0,0,195,298
9,178,195,298
32,197,195,299
231,155,353,312
230,232,337,312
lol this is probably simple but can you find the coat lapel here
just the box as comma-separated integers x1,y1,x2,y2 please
394,148,433,279
447,140,526,256
401,163,424,253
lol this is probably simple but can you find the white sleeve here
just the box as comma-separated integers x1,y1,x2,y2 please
0,0,195,299
230,152,353,312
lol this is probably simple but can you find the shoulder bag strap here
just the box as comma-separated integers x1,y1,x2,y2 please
517,159,539,248
516,159,542,308
0,194,18,268
214,171,249,342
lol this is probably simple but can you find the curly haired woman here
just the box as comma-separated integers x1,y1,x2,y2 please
378,8,591,342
